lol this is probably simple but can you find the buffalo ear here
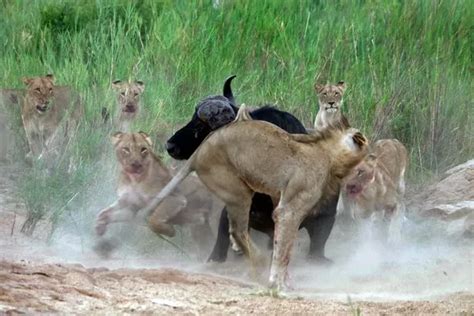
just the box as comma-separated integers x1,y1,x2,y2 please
138,131,153,146
314,83,324,94
337,81,346,93
111,132,124,146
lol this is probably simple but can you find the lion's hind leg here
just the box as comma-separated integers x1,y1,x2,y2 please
269,188,320,291
198,168,263,274
148,195,187,237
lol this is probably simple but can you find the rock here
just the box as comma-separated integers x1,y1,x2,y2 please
409,159,474,238
419,201,474,220
445,159,474,176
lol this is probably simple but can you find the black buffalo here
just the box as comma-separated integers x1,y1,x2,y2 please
166,75,337,263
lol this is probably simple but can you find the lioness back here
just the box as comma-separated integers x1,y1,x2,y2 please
372,139,408,186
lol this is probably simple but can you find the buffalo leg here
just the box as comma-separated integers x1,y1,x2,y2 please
305,214,335,263
207,207,231,262
304,195,338,263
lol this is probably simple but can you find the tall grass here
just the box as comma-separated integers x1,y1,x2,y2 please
0,0,472,236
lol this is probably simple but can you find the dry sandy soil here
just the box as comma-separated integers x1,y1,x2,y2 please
0,163,473,315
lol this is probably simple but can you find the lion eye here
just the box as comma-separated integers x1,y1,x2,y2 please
141,147,148,154
134,92,139,97
334,92,339,96
357,169,364,176
121,147,130,154
35,88,41,92
322,92,327,96
120,92,126,97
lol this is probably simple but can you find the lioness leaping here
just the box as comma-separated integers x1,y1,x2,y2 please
313,81,350,131
21,74,83,164
338,139,408,244
95,132,215,256
141,107,368,290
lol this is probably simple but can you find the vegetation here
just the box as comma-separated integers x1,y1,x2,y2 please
0,0,472,236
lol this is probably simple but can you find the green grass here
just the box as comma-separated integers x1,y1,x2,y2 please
0,0,472,236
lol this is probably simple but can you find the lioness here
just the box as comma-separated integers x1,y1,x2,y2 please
142,107,368,290
21,74,83,163
313,81,350,130
95,132,214,254
338,139,408,243
111,80,145,131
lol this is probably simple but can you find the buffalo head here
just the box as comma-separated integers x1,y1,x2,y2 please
166,75,238,160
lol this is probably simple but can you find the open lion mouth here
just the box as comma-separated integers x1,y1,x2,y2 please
346,184,363,196
126,166,144,175
122,106,136,113
36,105,48,113
325,107,338,113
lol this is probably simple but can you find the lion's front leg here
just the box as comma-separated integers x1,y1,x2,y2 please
24,128,43,163
95,200,135,236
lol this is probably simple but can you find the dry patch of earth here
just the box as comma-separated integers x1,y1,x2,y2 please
0,163,473,315
0,260,472,315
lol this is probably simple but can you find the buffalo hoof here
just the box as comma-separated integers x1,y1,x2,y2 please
307,254,334,266
93,237,119,259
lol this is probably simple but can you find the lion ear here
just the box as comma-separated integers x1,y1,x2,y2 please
135,80,145,93
45,74,55,83
112,80,122,89
367,153,377,161
352,131,368,148
138,131,153,146
111,132,124,146
22,77,33,86
337,81,346,92
314,83,324,94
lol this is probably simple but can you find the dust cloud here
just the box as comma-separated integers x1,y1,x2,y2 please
0,159,472,304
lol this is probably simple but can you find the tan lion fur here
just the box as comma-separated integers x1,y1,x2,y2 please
338,138,408,243
95,132,215,254
314,81,350,131
142,109,368,290
20,74,83,163
111,80,145,131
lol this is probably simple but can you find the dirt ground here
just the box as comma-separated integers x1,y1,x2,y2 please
0,163,473,315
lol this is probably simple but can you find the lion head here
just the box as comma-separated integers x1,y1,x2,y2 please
22,74,55,115
112,131,155,182
314,81,346,113
343,154,377,197
112,80,145,120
